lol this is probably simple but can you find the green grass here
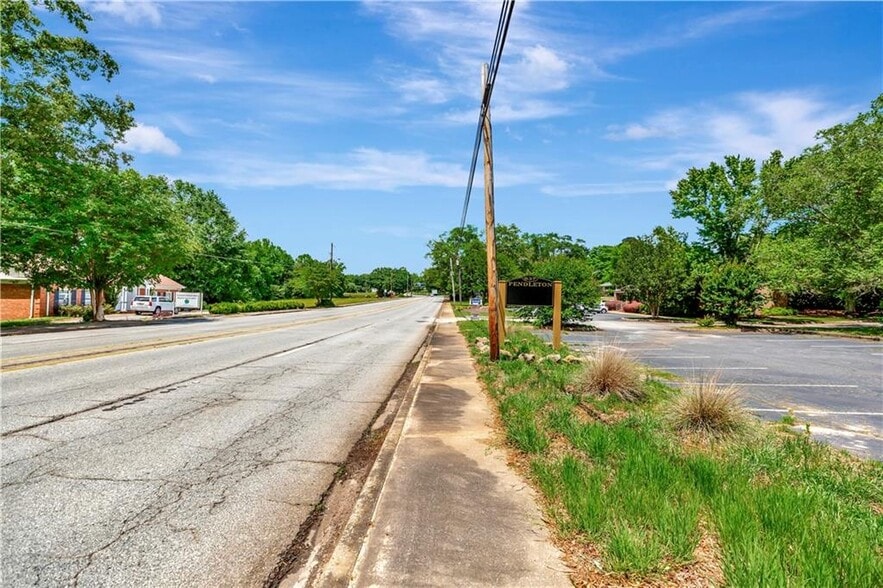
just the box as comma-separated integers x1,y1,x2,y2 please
0,317,55,329
818,326,883,337
462,320,883,584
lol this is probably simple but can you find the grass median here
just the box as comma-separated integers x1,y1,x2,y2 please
459,320,883,586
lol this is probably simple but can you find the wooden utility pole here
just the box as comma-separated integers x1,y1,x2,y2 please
482,63,500,361
329,242,334,265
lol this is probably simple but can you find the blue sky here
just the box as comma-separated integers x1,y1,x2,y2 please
60,1,882,273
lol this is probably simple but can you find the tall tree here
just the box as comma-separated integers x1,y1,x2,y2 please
3,166,190,320
288,255,345,306
670,155,768,261
425,226,486,300
758,95,883,310
171,181,251,303
245,238,295,301
614,226,689,318
365,266,413,295
1,0,134,167
1,0,137,308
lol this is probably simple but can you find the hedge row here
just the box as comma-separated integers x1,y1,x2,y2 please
207,299,306,315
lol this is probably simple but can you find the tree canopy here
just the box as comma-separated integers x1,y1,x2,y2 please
614,227,688,318
757,95,883,308
670,154,768,262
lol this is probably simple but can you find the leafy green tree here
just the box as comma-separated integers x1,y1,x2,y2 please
670,155,768,261
526,232,590,260
425,226,486,300
365,266,413,295
1,0,140,316
171,181,251,303
528,256,600,325
587,245,620,285
1,0,134,167
700,262,762,325
2,166,190,320
495,224,532,280
614,226,689,318
245,238,295,301
288,255,345,306
758,95,883,311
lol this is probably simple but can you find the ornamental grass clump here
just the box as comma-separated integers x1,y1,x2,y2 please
669,373,747,437
576,346,644,402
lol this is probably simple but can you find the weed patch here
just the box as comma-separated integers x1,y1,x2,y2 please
575,346,644,402
667,373,748,438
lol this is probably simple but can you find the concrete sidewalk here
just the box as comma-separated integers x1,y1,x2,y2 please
323,304,571,587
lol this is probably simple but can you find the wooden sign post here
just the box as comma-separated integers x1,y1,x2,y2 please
552,281,562,350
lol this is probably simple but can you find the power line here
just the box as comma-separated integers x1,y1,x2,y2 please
460,0,515,229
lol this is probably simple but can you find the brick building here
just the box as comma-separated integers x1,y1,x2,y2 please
0,271,50,320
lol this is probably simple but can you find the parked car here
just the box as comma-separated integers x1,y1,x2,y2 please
131,295,176,316
595,301,608,313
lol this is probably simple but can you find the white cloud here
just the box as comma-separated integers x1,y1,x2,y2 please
509,45,570,93
366,1,578,122
541,181,672,198
599,4,803,62
606,111,690,141
122,124,181,156
89,1,162,26
606,91,858,171
396,77,450,104
444,100,571,124
196,148,466,191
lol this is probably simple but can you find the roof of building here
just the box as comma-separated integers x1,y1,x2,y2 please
151,275,186,291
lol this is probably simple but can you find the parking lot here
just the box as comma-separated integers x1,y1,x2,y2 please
555,313,883,460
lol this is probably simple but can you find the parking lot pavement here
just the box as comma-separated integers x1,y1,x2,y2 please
552,314,883,460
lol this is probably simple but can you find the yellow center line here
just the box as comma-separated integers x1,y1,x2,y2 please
0,302,407,372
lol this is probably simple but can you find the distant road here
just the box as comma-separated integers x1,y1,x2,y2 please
1,297,442,586
561,313,883,460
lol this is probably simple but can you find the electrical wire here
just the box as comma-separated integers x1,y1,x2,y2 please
460,0,515,229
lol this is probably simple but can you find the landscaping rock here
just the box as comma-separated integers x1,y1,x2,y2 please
543,354,562,363
563,355,586,364
518,353,537,363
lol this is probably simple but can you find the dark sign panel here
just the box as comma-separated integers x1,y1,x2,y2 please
506,276,554,306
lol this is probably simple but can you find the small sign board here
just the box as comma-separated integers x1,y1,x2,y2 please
470,296,483,306
175,291,202,310
505,276,554,306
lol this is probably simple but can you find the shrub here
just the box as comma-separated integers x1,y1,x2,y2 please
668,373,747,437
59,304,90,317
207,299,306,315
620,301,642,313
760,306,797,317
700,262,763,325
696,316,716,327
575,346,644,402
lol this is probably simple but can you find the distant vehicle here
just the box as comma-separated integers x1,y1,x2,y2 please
595,302,608,313
131,295,176,316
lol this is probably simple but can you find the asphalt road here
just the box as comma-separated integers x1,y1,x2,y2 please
559,313,883,460
1,297,442,587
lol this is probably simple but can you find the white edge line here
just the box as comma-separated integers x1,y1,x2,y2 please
674,383,859,388
654,367,768,370
748,408,883,416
